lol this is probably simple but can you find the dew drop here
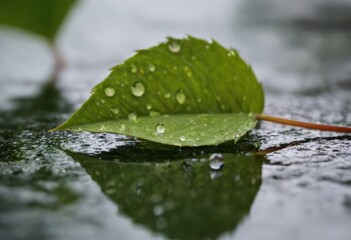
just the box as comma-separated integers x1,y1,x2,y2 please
175,89,186,104
164,93,171,99
128,113,137,122
104,87,115,97
110,107,119,115
179,135,186,142
156,124,165,134
131,64,138,73
148,63,156,72
131,81,146,97
168,41,181,53
209,153,224,170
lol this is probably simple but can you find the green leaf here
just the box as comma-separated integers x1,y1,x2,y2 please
0,0,77,41
52,36,265,146
66,150,264,240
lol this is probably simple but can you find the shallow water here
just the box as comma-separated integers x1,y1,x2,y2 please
0,0,351,240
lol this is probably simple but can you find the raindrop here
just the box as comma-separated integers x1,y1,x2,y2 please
156,124,165,134
164,93,171,99
168,41,181,53
131,81,146,97
148,63,156,72
175,89,186,104
131,64,138,73
209,153,224,170
179,135,186,142
104,87,115,97
128,113,137,122
110,107,119,115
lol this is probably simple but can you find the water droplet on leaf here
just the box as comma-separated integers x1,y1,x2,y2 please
131,81,146,97
131,64,138,73
128,113,137,122
146,104,152,110
209,153,224,170
104,87,115,97
110,107,119,115
175,89,186,104
179,135,186,142
168,41,181,53
156,124,165,134
148,63,156,72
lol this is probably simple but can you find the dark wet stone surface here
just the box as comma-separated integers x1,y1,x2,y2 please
0,1,350,240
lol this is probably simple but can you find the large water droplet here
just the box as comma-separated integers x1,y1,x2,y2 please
128,113,137,122
168,41,181,53
110,107,119,115
175,89,186,104
131,81,146,97
156,124,165,134
148,63,156,72
209,153,224,170
104,87,115,97
179,135,186,142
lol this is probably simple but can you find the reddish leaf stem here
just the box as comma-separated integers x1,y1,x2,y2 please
255,114,351,133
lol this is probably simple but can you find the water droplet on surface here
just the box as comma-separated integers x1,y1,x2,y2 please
209,153,224,170
100,99,106,104
205,44,210,50
128,113,137,122
175,89,186,104
131,64,138,73
227,50,236,57
110,107,119,115
104,87,115,97
156,124,165,134
168,41,181,53
153,204,164,216
146,104,152,110
164,93,171,99
131,81,146,97
179,135,186,142
148,63,156,72
119,124,126,131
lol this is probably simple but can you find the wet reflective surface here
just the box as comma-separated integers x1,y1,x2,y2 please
1,0,351,239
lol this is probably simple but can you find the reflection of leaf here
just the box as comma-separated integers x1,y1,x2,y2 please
0,0,77,41
67,150,264,240
53,36,265,146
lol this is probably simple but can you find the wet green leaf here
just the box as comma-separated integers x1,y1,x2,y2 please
53,36,264,146
67,150,264,240
0,0,77,41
